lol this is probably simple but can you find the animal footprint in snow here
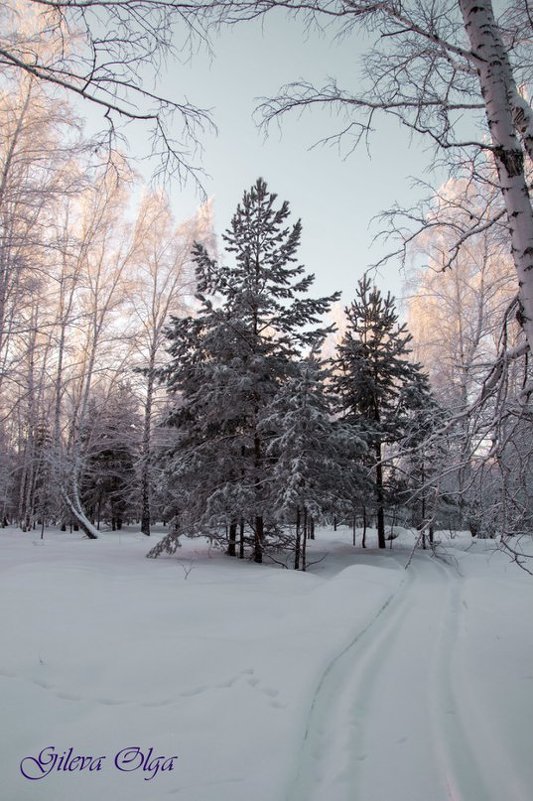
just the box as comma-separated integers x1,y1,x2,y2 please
260,687,278,698
33,679,53,689
216,675,239,688
180,685,207,697
144,698,172,707
57,692,81,702
243,670,281,701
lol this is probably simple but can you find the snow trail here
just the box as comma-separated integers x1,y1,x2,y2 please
285,551,526,801
2,530,532,801
429,556,531,801
424,556,492,801
285,553,414,801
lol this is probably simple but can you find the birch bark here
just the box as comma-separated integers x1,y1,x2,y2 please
459,0,533,352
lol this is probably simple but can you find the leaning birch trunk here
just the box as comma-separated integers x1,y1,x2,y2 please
60,474,99,539
459,0,533,353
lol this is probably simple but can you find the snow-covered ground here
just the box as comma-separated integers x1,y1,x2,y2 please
1,525,532,801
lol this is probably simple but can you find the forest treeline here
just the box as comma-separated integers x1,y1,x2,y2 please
2,1,533,570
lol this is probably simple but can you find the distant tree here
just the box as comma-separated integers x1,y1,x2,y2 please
332,275,423,549
81,383,140,530
395,373,449,548
148,178,339,563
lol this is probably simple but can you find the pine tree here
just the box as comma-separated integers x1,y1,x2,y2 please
149,178,339,563
332,275,424,549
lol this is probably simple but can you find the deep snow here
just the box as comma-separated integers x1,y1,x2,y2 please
1,525,532,801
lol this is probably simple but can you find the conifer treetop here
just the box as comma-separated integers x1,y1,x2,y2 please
192,176,340,354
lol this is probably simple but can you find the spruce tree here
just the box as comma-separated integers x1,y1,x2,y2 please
149,178,339,563
332,275,424,549
263,350,367,568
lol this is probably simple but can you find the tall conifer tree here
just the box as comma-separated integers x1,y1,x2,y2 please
149,178,339,563
332,275,424,549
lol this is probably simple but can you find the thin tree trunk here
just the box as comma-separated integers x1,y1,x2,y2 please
301,508,308,572
294,506,301,570
140,360,155,536
254,515,263,564
375,441,386,549
239,517,245,559
301,507,308,572
253,426,263,563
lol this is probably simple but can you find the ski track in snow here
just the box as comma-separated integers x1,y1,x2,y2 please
429,557,530,801
285,552,530,801
284,552,413,801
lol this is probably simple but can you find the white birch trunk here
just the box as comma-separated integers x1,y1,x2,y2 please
60,485,99,539
459,0,533,352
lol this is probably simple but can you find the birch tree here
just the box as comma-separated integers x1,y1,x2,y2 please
1,0,214,181
0,70,88,526
406,175,527,534
0,72,83,389
190,0,533,355
54,162,137,537
128,190,214,536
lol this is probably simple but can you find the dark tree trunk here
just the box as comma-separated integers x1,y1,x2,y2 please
302,508,308,572
227,521,237,556
239,518,245,559
141,366,155,536
375,441,386,549
294,507,301,570
254,515,263,564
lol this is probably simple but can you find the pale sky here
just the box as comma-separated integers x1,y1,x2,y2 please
127,13,445,307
